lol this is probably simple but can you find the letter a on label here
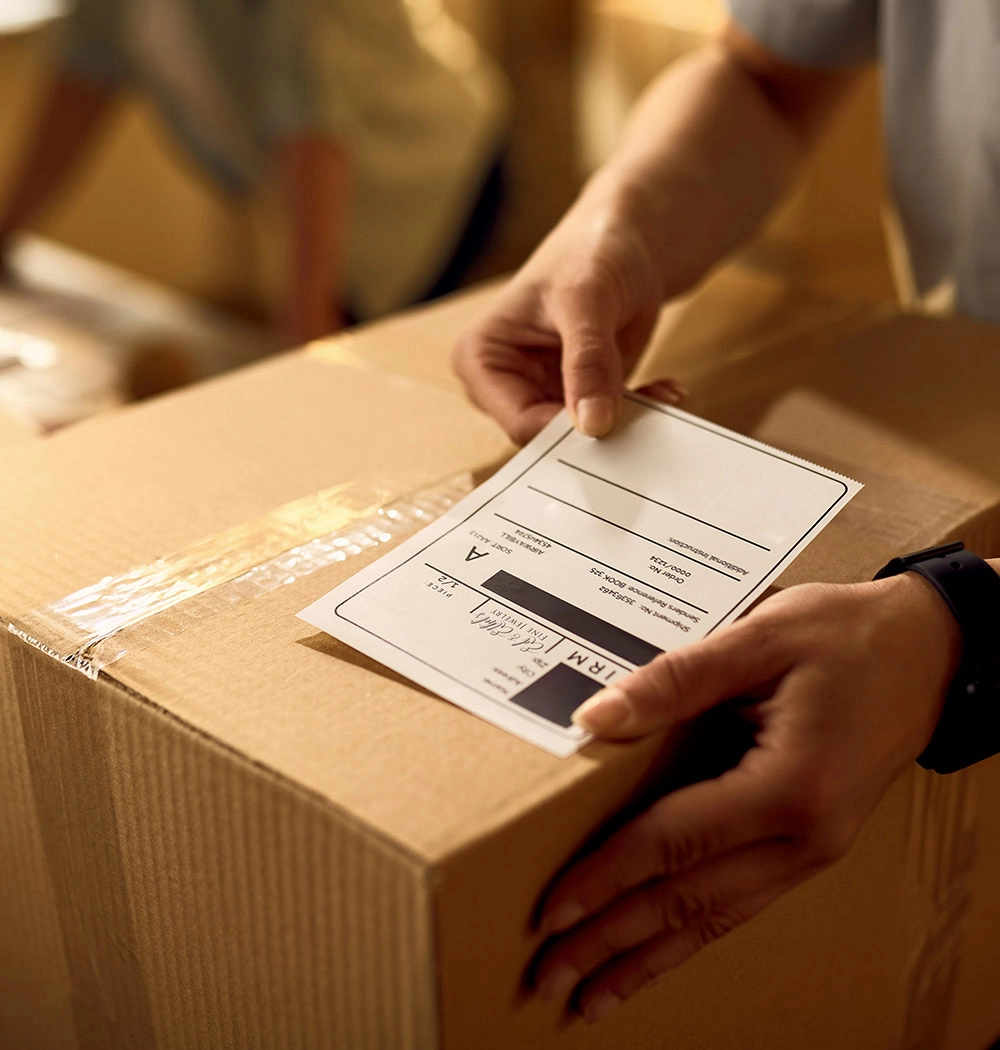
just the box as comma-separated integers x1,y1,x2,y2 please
466,546,490,562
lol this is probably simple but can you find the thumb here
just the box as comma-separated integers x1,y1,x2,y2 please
549,286,623,437
572,620,788,739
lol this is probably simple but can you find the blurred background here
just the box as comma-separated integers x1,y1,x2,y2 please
0,0,900,435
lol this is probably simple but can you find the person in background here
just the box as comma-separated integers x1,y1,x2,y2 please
0,0,508,345
452,2,1000,1025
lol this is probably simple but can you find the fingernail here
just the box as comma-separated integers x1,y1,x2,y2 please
574,396,616,437
541,900,586,936
571,688,630,734
641,379,690,406
584,992,622,1024
537,964,580,1003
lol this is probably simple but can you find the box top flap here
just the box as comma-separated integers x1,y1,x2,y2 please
686,311,1000,489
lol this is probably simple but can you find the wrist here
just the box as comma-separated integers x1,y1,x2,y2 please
881,569,964,670
579,150,734,302
876,571,962,746
874,546,1000,772
577,168,672,292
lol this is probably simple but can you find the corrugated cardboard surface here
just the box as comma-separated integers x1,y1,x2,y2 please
0,353,508,1049
0,393,52,1047
0,630,77,1050
435,768,968,1049
6,634,441,1050
945,759,1000,1050
2,295,1000,1048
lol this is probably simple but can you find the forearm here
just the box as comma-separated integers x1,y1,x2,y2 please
278,134,351,342
892,553,1000,662
452,21,861,443
0,71,117,241
574,28,856,300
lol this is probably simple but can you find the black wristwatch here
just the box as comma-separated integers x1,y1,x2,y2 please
874,542,1000,773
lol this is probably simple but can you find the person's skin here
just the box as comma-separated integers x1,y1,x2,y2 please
0,71,118,279
451,17,1000,1025
531,569,974,1022
277,135,351,346
0,72,348,346
452,22,857,446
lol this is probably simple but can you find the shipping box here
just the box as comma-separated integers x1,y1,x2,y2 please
2,285,1000,1050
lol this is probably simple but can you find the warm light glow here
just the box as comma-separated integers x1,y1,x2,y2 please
0,0,65,34
0,329,60,371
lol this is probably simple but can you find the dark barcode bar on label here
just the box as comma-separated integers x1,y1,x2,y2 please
482,570,661,665
510,663,604,727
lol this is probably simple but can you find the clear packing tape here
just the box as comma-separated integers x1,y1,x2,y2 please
9,472,474,679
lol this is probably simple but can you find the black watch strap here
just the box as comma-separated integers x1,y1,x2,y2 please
874,542,1000,774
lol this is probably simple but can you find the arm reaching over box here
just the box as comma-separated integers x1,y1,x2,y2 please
277,134,351,346
529,558,1000,1022
0,73,118,277
452,21,859,446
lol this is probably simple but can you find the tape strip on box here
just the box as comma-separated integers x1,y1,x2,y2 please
9,472,474,678
7,469,476,1050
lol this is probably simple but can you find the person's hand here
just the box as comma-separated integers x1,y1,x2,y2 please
452,188,684,446
530,573,962,1023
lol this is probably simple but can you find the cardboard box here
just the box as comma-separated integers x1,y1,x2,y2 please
946,756,1000,1050
2,288,1000,1050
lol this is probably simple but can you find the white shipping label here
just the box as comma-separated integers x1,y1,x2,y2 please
298,395,861,756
